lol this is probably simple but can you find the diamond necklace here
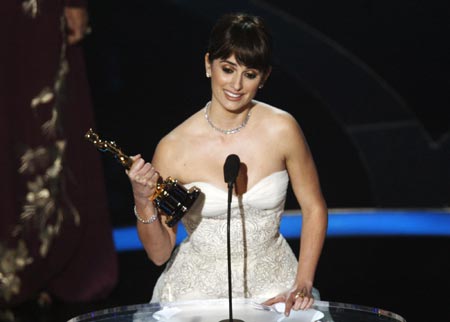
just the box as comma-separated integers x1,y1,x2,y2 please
204,102,252,135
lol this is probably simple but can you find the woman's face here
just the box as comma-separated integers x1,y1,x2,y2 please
205,53,268,112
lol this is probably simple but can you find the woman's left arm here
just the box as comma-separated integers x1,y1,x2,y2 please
288,115,328,311
265,112,328,315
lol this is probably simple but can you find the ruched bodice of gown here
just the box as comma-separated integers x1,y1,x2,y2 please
151,170,299,303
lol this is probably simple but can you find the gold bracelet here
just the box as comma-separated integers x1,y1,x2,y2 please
133,205,158,224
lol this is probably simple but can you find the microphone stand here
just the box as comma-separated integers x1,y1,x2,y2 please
219,180,244,322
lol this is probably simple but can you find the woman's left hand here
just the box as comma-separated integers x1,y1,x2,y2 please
263,285,314,316
64,7,90,44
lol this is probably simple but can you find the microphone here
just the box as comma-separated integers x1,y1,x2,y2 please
220,154,245,322
223,154,240,186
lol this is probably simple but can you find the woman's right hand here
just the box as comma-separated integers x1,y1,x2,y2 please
126,154,160,206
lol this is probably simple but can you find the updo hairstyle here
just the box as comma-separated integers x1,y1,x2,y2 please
207,13,273,75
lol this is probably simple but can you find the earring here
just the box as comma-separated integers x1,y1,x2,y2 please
206,72,211,78
258,84,264,89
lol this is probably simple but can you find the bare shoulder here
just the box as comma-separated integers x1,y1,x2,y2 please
254,101,303,138
252,101,310,163
152,109,204,175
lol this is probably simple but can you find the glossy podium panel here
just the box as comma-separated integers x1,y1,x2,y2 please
67,299,406,322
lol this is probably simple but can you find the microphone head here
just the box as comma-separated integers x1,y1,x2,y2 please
223,154,240,184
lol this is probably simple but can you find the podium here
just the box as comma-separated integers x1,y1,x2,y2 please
67,298,406,322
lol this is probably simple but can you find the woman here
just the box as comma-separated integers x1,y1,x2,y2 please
0,0,117,309
127,13,327,315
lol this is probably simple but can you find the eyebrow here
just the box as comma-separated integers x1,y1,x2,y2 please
220,59,238,66
219,59,259,72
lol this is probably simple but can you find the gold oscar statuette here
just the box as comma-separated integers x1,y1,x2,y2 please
85,128,200,227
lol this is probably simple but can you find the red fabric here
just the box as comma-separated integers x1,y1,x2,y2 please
0,0,117,306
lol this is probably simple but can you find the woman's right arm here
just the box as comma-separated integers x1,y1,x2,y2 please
127,139,178,266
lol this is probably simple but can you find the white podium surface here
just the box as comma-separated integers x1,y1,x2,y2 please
67,298,406,322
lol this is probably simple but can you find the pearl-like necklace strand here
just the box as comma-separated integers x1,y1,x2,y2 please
204,102,252,135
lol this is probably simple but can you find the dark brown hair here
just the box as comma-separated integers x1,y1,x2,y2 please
207,13,272,74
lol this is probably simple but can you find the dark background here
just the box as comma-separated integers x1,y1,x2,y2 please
42,0,450,321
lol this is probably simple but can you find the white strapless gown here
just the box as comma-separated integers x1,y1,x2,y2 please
151,170,300,303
